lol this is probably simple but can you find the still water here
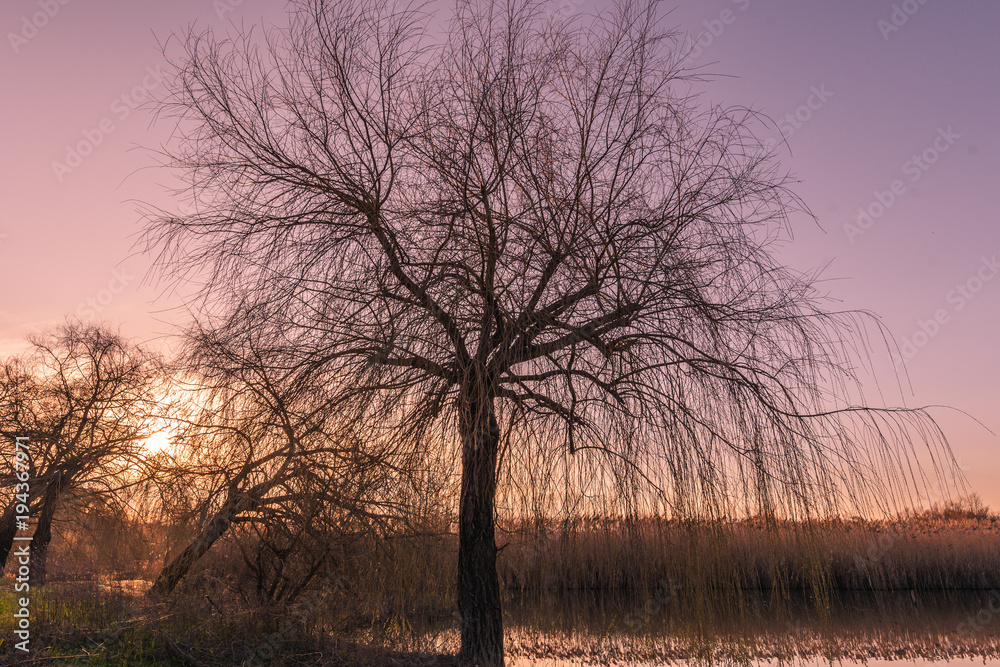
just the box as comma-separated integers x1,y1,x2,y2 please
405,590,1000,665
509,659,996,666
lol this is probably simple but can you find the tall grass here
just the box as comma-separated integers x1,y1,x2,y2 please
499,503,1000,596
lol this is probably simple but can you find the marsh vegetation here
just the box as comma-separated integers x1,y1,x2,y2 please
1,495,998,664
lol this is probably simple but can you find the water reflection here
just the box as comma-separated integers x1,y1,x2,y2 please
501,589,1000,665
509,658,995,666
391,590,1000,665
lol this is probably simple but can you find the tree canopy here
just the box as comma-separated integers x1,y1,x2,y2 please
143,1,961,662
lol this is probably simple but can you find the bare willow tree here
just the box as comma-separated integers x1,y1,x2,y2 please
0,323,161,583
144,0,960,663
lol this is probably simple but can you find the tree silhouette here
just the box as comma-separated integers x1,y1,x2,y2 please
147,312,418,596
0,323,160,583
144,1,959,663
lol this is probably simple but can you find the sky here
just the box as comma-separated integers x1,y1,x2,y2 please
1,0,997,508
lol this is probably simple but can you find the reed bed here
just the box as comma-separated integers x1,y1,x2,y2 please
497,504,1000,597
269,499,1000,625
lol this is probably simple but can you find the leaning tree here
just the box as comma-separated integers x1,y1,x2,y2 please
144,1,960,663
147,310,421,597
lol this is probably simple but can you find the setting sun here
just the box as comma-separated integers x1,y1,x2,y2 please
142,430,172,454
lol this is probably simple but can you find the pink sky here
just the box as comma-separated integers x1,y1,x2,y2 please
1,0,997,508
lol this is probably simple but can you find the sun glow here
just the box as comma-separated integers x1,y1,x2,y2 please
143,430,173,454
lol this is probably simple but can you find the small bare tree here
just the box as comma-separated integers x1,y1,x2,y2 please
0,323,161,583
144,1,960,663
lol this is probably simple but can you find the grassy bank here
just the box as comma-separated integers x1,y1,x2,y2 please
0,581,459,666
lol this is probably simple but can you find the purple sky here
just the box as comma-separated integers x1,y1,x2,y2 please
2,0,997,508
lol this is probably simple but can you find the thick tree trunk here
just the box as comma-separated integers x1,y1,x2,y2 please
457,380,504,666
0,503,18,574
148,490,257,596
31,476,64,584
